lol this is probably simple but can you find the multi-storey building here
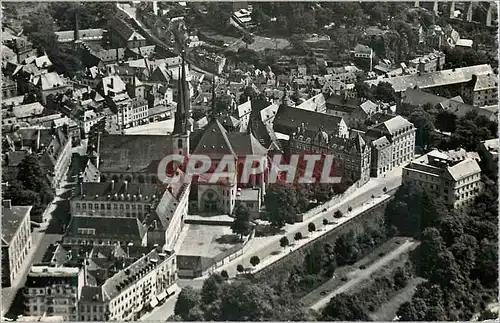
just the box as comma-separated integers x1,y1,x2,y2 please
69,180,190,250
403,149,482,209
78,248,177,321
465,73,498,107
23,266,81,321
478,138,498,172
2,201,32,287
408,51,446,73
366,115,416,173
289,130,371,186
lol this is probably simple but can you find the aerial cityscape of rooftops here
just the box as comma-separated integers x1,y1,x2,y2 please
1,1,498,322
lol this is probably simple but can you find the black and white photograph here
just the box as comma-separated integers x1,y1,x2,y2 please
1,1,498,322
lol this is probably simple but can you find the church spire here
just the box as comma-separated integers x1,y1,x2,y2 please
173,51,191,135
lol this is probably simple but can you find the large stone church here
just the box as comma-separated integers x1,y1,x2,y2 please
87,54,269,216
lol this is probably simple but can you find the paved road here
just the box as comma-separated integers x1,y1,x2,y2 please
1,168,74,317
209,167,402,278
138,285,181,321
310,239,417,312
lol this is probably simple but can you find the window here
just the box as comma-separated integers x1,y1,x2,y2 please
114,204,118,209
76,203,80,209
82,204,87,210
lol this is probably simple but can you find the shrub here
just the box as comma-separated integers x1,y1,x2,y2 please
323,218,329,226
308,222,316,232
236,264,244,273
294,232,303,241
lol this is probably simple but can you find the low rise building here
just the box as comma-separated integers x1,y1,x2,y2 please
1,201,32,287
108,15,147,49
403,149,482,209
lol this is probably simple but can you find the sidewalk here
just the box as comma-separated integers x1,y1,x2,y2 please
208,168,403,278
138,284,182,321
245,195,393,276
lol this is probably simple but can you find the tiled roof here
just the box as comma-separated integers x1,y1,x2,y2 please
226,132,268,156
370,115,414,136
372,136,391,149
446,158,481,181
193,119,236,156
101,249,172,301
98,134,173,173
482,138,499,154
11,102,45,119
2,205,31,246
474,73,497,91
32,72,67,90
100,75,127,96
366,64,494,92
109,16,145,42
74,182,168,202
274,105,344,137
66,215,147,241
401,88,446,107
55,28,105,43
359,100,378,115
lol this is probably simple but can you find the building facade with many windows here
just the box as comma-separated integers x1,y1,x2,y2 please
2,201,32,287
403,149,482,209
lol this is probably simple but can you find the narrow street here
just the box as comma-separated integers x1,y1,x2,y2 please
2,161,76,318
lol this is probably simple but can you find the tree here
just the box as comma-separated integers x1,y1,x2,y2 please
174,286,201,319
323,218,329,226
321,293,371,321
308,222,316,233
280,236,289,249
334,210,343,218
472,239,498,289
220,270,229,280
413,227,446,279
231,204,252,241
373,82,396,103
250,256,260,267
383,186,387,193
17,155,46,192
264,183,298,227
334,230,360,265
397,299,428,321
385,184,447,238
236,264,244,273
409,107,436,149
294,232,303,241
348,206,352,212
201,274,225,305
393,266,411,289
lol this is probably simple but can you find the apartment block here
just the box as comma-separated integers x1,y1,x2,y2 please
403,149,482,209
23,266,81,321
1,201,32,287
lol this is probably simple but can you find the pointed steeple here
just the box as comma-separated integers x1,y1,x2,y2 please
211,75,217,111
173,52,191,135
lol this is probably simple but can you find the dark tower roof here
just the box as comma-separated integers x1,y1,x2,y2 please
172,51,191,135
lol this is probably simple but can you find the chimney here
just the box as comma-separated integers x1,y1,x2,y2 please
111,180,115,191
80,183,84,196
124,180,128,192
110,77,114,89
3,200,12,209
